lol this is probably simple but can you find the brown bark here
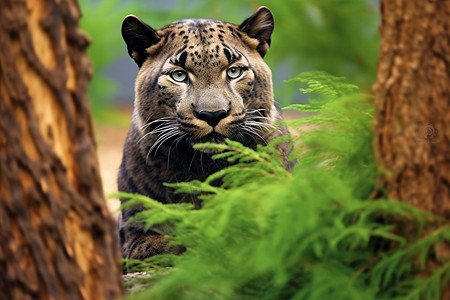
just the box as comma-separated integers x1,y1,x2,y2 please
373,0,450,217
373,1,450,299
0,0,123,299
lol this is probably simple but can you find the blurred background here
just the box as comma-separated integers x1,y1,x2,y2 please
78,0,380,207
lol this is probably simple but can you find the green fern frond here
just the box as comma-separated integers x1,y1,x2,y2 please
167,138,291,194
286,70,359,99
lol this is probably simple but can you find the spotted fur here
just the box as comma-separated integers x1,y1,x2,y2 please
118,7,291,269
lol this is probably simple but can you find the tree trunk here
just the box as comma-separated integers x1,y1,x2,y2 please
0,1,123,299
373,1,449,298
373,1,450,217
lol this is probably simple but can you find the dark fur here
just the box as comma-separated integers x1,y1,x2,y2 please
118,7,291,268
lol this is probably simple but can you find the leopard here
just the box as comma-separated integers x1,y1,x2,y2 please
117,6,291,269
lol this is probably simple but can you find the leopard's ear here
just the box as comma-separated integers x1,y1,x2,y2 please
121,15,160,67
238,6,274,58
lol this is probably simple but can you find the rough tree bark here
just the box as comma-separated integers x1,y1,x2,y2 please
0,0,123,299
373,1,449,217
373,0,449,298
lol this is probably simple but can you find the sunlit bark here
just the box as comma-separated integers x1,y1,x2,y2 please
0,0,123,299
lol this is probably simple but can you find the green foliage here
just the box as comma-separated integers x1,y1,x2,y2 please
262,0,379,99
78,0,177,122
79,0,132,104
120,72,450,299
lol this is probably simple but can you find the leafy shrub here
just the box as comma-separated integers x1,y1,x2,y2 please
119,72,450,299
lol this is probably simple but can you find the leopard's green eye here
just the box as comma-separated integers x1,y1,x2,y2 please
226,66,243,79
170,70,188,82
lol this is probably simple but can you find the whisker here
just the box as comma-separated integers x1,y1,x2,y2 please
247,115,270,120
149,124,179,135
138,115,179,146
245,108,268,117
136,124,177,144
146,130,181,163
241,127,267,145
246,115,271,122
200,151,204,173
188,149,198,172
167,132,188,168
240,128,259,145
245,120,276,130
141,116,177,130
237,131,246,143
150,129,180,154
142,112,155,128
137,131,154,144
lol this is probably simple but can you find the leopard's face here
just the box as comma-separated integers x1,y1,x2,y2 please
123,7,278,152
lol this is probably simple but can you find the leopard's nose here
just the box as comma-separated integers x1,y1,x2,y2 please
194,109,228,127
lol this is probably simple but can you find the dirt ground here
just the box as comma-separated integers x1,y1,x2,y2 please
95,113,131,216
